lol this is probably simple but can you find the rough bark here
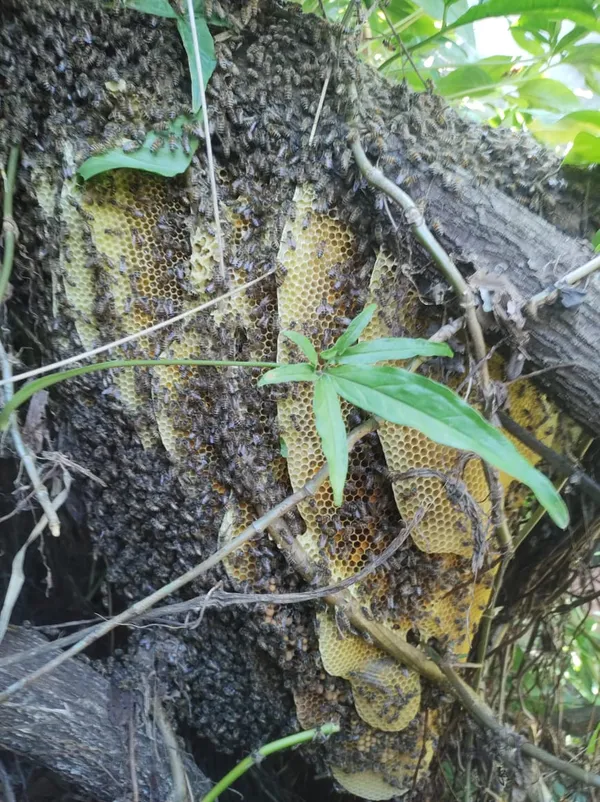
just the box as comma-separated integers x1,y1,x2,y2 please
0,628,211,802
422,176,600,435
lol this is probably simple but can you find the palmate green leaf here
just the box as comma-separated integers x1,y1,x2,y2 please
321,303,378,361
0,357,279,430
336,338,453,365
326,364,569,528
177,15,217,113
282,331,319,367
444,0,600,33
313,375,348,506
257,363,316,387
563,131,600,165
78,116,199,180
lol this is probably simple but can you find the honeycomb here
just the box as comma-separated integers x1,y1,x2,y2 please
318,610,420,732
218,502,261,586
50,167,572,800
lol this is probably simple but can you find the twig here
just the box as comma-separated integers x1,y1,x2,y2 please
154,698,189,802
498,410,600,506
1,270,275,388
128,710,140,802
200,724,340,802
0,419,376,703
0,342,61,536
435,656,600,789
0,145,20,304
0,472,71,645
185,0,227,283
381,7,427,89
526,252,600,316
348,125,512,552
0,759,16,802
309,66,331,147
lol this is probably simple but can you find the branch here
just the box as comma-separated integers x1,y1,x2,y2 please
0,418,377,703
526,252,600,317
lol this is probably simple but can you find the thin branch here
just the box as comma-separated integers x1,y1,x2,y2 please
0,472,71,645
0,419,377,703
185,0,227,283
0,145,20,304
0,760,16,802
381,6,427,89
348,124,512,552
498,410,600,506
0,342,61,536
1,270,275,388
309,66,331,147
526,252,600,316
154,697,189,802
435,656,600,789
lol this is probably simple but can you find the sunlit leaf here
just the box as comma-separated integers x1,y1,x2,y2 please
78,116,199,180
517,78,580,112
445,0,600,34
321,303,378,360
257,363,316,386
177,15,216,113
510,25,546,55
563,131,600,165
435,65,497,98
282,331,319,366
313,375,348,506
336,338,453,365
529,110,600,146
326,364,569,528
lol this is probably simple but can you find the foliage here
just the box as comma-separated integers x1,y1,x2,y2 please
2,306,568,526
78,0,217,179
304,0,600,168
259,305,569,526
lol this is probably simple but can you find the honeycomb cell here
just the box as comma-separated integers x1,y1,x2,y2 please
218,503,261,585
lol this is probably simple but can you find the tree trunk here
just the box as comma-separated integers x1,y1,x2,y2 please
0,628,211,802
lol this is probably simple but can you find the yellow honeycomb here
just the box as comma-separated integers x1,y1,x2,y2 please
318,611,420,732
218,502,261,585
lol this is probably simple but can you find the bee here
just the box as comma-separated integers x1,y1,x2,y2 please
150,137,165,154
168,133,178,152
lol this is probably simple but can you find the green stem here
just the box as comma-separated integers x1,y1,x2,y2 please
0,357,279,429
201,723,340,802
0,145,20,303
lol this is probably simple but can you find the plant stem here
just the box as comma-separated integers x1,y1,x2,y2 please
0,357,280,429
0,145,20,304
2,270,275,387
201,723,340,802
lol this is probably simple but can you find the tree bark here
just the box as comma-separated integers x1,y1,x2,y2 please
0,628,211,802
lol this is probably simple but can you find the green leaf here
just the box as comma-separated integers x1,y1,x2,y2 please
257,363,316,387
592,229,600,252
326,365,569,529
435,65,498,98
561,42,600,67
336,338,453,365
313,375,348,506
529,110,600,146
321,304,378,361
517,78,580,112
177,15,216,114
563,131,600,165
445,0,600,34
510,25,546,55
125,0,178,17
282,331,319,367
78,116,199,180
